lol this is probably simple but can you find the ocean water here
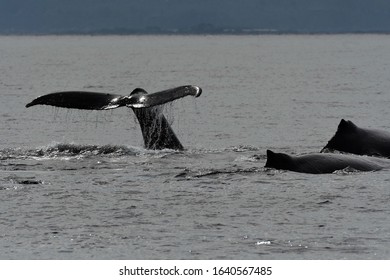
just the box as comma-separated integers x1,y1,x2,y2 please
1,35,390,259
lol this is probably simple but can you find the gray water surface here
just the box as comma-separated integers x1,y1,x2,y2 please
1,35,390,259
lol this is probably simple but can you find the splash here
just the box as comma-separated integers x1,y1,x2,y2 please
0,142,139,160
0,141,184,161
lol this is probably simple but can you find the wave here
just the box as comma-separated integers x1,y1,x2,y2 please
0,142,146,160
0,143,264,161
175,166,264,179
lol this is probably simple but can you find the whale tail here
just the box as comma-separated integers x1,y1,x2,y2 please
26,85,201,110
26,85,202,150
129,88,184,150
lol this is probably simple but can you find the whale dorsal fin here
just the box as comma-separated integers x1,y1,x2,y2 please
265,149,293,170
338,119,358,132
264,150,294,170
266,149,275,158
321,119,360,153
265,150,275,168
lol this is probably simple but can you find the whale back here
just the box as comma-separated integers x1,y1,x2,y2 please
130,88,183,150
265,150,386,174
322,119,390,157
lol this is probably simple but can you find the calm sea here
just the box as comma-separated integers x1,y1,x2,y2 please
1,35,390,259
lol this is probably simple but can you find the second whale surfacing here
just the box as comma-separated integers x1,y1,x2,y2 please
265,150,390,174
26,85,202,150
266,119,390,174
322,119,390,158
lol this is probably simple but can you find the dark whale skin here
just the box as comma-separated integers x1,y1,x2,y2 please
265,149,389,174
322,119,390,158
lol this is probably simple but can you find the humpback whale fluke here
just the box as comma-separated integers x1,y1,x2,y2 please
26,85,202,110
26,85,202,150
